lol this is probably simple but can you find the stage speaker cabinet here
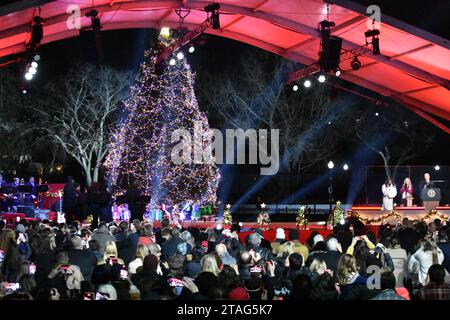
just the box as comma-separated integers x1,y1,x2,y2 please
17,205,35,218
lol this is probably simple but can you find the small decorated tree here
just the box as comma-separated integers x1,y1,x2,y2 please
327,201,345,227
222,203,233,226
296,205,308,229
257,203,271,227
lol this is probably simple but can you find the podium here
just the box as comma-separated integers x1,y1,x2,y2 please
421,188,441,211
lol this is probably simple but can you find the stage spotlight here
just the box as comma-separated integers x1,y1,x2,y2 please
335,69,341,77
160,27,171,39
293,84,299,91
176,52,184,60
372,37,380,55
205,3,221,29
304,79,312,88
25,72,33,80
33,54,41,61
328,121,332,125
435,165,440,171
29,66,37,75
188,45,195,53
169,58,176,65
318,74,326,83
238,222,243,227
351,56,361,70
343,164,349,171
22,89,27,94
327,161,334,169
375,112,379,117
31,61,38,68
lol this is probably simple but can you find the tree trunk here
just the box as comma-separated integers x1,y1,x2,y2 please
84,165,92,187
92,165,100,184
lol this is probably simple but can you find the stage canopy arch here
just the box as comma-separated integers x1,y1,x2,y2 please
0,0,449,130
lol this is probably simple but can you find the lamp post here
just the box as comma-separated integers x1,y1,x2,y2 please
327,161,334,225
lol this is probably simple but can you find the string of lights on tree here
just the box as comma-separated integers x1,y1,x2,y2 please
104,35,220,210
256,203,271,227
296,205,308,229
221,203,233,226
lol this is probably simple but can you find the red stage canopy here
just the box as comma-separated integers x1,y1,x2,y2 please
1,0,449,128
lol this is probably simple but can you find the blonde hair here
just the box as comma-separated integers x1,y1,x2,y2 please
337,254,357,285
135,244,149,260
277,241,295,258
200,254,221,276
310,257,327,275
104,241,119,259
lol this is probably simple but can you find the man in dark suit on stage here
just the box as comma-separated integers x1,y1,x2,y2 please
419,173,435,190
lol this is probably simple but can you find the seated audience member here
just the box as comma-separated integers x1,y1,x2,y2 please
129,244,150,274
138,224,154,246
321,237,342,282
417,264,450,300
287,229,309,261
408,238,444,285
247,232,273,261
161,227,183,261
200,253,221,276
91,222,116,254
437,228,450,273
370,271,405,300
289,274,312,300
311,271,339,300
337,254,377,300
184,244,205,279
385,237,408,287
88,239,103,261
99,241,125,266
68,236,98,281
215,243,237,266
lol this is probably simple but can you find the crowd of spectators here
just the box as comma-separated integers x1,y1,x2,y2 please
0,215,449,300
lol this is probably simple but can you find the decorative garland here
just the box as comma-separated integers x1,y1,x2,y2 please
296,205,308,229
327,201,345,226
257,203,270,227
222,204,233,226
347,209,449,224
412,210,449,223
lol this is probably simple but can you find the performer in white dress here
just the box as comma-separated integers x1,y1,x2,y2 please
382,179,397,211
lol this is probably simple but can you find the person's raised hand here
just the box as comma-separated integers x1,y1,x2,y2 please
267,260,276,276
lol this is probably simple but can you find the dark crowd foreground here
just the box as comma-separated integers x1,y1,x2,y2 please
0,216,450,301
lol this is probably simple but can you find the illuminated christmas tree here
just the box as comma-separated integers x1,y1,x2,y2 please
105,45,219,208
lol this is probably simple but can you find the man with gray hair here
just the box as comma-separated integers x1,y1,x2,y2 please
321,237,342,281
68,235,98,281
247,232,273,261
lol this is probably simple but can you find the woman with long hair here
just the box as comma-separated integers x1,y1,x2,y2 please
408,238,444,285
200,253,221,276
400,177,414,207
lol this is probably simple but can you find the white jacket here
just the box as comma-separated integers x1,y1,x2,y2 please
407,247,444,285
